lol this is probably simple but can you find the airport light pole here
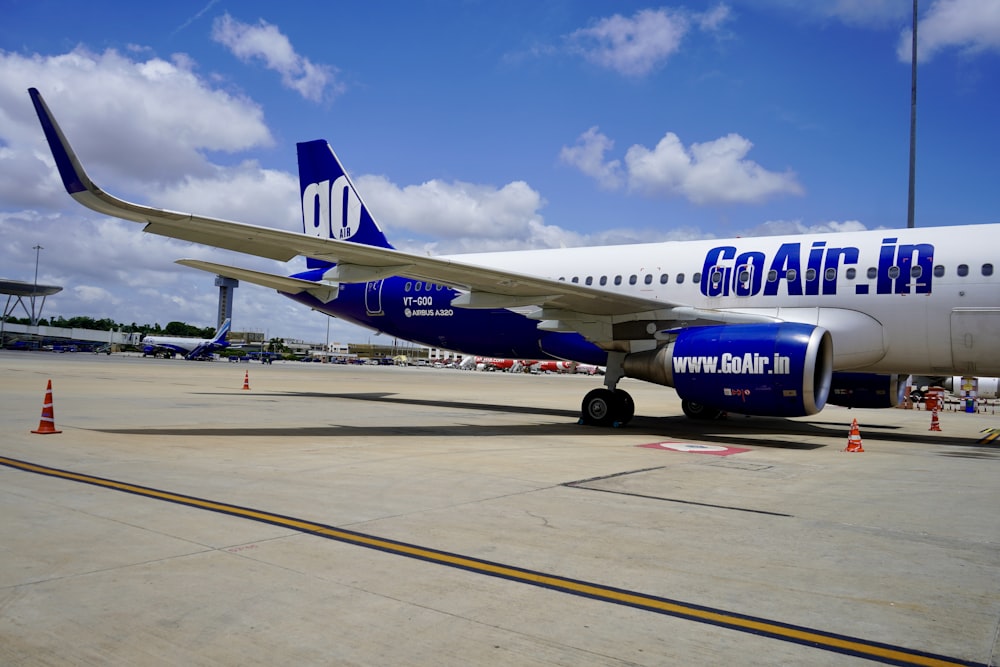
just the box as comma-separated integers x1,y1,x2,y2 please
31,244,43,326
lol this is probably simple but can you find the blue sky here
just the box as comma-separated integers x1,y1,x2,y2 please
1,1,998,345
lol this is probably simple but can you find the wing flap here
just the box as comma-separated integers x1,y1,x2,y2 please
176,259,339,302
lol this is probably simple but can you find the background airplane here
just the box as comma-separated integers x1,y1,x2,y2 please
909,375,999,402
30,88,1000,426
142,318,231,360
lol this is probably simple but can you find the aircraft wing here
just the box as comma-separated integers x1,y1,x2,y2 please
31,87,771,331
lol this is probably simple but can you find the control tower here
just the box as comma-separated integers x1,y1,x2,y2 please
215,275,238,330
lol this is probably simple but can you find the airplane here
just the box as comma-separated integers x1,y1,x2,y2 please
29,87,1000,426
534,360,578,373
141,318,231,360
474,357,528,372
943,377,998,400
909,375,999,402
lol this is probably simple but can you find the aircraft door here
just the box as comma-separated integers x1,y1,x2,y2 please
365,280,384,316
950,308,1000,375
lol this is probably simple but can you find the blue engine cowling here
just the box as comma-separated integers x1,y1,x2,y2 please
622,323,833,417
828,372,906,409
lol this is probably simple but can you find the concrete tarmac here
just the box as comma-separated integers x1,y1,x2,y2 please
1,350,998,666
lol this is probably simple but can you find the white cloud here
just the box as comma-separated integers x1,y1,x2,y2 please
356,176,566,252
153,161,300,228
897,0,1000,62
0,47,271,197
697,4,733,31
740,218,869,237
558,127,623,190
566,5,730,77
73,285,121,306
212,14,343,102
561,127,803,205
748,0,907,28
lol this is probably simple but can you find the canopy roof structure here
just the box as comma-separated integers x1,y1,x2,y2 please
0,279,62,298
1,279,63,325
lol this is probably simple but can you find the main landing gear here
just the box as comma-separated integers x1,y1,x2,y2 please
680,399,723,420
579,351,634,427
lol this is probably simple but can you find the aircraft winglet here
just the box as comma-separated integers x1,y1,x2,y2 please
28,88,90,195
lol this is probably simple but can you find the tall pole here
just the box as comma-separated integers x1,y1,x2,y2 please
31,244,43,325
906,0,918,228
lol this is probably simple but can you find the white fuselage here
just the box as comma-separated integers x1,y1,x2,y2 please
451,224,1000,376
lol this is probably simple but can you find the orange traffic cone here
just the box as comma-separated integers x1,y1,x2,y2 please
242,371,250,390
844,418,864,452
31,379,62,434
929,407,942,431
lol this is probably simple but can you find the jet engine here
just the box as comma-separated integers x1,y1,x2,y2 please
623,323,833,418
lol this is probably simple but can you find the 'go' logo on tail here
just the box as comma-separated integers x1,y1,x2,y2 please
303,177,361,240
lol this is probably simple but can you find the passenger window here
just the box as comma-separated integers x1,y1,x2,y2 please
404,282,412,292
887,266,900,280
738,270,750,283
867,267,877,279
585,276,593,286
805,268,816,282
571,277,579,284
660,273,668,284
614,275,622,285
933,265,945,278
983,263,994,276
786,269,797,282
910,265,922,278
845,268,856,280
677,273,686,284
958,264,969,277
415,282,423,291
629,275,637,285
825,268,837,281
644,274,653,285
767,270,778,282
599,276,607,286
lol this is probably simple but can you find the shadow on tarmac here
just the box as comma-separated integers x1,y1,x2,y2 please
89,390,997,451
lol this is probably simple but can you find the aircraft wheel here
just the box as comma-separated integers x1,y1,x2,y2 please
681,399,722,420
581,388,633,427
581,388,616,426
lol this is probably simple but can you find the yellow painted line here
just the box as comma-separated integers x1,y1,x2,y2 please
0,455,979,667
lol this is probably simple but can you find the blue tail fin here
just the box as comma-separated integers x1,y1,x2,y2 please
297,140,393,270
213,318,232,344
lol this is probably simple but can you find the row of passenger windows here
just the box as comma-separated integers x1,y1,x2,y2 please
400,263,995,293
557,263,995,287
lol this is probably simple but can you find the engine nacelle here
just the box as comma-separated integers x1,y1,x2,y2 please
828,372,906,409
623,323,833,417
